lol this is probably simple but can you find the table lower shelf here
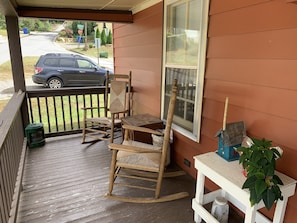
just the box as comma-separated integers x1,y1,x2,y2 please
192,189,272,223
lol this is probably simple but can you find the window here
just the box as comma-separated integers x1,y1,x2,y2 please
77,59,95,69
44,58,58,67
59,58,75,68
162,0,209,142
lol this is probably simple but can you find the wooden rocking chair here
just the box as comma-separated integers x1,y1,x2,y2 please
81,71,132,143
105,79,189,203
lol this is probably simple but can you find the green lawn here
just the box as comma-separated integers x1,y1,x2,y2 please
0,29,7,36
0,56,38,80
69,44,113,59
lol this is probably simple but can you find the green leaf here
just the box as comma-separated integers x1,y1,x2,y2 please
263,164,274,176
237,146,248,153
242,175,257,189
272,175,284,185
255,172,265,179
249,188,257,206
250,150,261,163
251,138,262,146
264,149,273,162
252,138,272,148
263,189,276,210
255,179,267,195
271,185,283,200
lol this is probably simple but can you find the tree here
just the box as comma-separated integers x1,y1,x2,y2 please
96,28,100,38
0,14,6,29
107,30,112,44
18,18,51,32
100,29,107,45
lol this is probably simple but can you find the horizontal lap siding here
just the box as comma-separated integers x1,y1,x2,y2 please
113,2,297,221
200,0,297,221
113,3,163,117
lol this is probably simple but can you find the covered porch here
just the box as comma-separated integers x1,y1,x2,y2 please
2,0,297,222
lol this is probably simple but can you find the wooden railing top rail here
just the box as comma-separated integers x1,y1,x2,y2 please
0,90,25,152
26,86,106,97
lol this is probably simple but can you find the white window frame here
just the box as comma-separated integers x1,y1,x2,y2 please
161,0,209,142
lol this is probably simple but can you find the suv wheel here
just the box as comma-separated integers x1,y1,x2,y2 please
48,77,63,88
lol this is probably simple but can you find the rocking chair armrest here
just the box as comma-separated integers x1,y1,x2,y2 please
110,109,129,115
108,143,162,153
122,125,164,136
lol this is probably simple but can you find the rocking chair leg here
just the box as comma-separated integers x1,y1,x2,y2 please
108,150,118,194
110,115,115,143
82,124,86,144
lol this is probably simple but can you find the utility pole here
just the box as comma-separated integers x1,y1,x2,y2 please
84,21,88,51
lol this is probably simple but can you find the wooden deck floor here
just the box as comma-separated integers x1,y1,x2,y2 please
16,134,197,223
17,134,244,223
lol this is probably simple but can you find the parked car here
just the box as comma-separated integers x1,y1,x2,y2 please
32,53,110,88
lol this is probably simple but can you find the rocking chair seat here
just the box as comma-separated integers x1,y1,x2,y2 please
117,140,162,171
86,116,122,126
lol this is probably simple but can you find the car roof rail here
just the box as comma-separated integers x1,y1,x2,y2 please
44,53,84,58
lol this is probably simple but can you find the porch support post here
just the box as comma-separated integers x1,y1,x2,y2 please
5,16,26,92
5,16,29,127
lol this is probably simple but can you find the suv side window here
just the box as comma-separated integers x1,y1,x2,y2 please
77,59,95,69
43,58,59,67
59,58,76,68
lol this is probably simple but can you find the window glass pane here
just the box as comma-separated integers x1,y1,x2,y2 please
164,67,196,131
77,59,94,69
59,58,75,68
43,58,58,67
166,0,200,66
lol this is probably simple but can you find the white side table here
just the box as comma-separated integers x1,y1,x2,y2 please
192,152,296,223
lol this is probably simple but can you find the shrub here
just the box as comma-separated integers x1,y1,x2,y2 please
100,51,108,58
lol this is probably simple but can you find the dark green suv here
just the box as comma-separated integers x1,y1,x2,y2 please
32,53,110,88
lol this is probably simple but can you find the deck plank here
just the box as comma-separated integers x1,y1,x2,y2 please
17,134,196,223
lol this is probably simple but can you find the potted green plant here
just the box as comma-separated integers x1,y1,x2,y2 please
236,137,284,210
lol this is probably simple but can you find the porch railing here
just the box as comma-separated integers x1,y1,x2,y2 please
26,87,107,137
0,91,27,223
0,86,130,222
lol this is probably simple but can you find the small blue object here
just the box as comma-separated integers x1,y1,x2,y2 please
217,139,240,161
76,36,83,43
22,27,29,34
215,121,246,161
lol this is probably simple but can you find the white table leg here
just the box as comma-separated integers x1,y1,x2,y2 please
245,204,257,223
194,171,205,223
273,197,288,223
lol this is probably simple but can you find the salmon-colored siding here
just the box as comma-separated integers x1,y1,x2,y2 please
113,3,163,117
202,1,297,220
114,0,297,221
